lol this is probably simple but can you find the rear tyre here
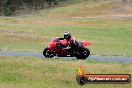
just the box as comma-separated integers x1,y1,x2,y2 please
43,47,52,58
75,48,90,60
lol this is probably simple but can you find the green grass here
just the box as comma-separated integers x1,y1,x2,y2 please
42,0,114,17
0,17,132,56
14,0,132,17
0,56,132,88
14,0,110,17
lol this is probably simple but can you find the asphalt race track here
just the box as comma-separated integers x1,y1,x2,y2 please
0,51,132,63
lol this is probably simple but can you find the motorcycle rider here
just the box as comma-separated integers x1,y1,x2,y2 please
63,32,79,56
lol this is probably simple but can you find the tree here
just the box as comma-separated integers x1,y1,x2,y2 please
121,0,127,4
0,0,23,16
0,0,67,16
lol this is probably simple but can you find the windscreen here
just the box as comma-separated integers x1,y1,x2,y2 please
52,38,60,42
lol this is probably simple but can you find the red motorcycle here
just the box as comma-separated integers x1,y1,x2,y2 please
43,37,90,60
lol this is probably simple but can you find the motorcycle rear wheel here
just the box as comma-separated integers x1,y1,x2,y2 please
75,48,90,60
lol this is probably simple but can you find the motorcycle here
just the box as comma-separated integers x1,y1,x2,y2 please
43,37,90,60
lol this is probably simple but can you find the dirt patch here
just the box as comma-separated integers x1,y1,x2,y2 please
0,29,49,40
31,19,98,27
32,19,80,26
0,30,36,37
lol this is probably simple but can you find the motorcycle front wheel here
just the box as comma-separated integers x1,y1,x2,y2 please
43,47,52,58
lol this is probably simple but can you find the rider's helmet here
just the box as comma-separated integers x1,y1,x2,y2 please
64,32,71,40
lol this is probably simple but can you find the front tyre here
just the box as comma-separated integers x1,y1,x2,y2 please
43,47,52,58
75,48,90,60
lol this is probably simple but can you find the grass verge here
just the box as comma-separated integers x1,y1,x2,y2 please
0,56,132,88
